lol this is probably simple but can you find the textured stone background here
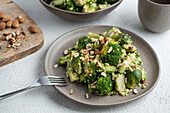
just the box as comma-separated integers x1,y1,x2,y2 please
0,0,170,113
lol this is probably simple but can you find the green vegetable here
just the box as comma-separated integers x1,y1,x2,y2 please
59,54,71,65
50,0,65,8
89,74,113,95
83,3,97,13
126,69,142,89
71,57,82,74
103,65,117,73
119,53,136,73
78,36,92,49
122,44,137,53
101,41,123,66
98,4,110,9
115,74,126,92
87,32,100,38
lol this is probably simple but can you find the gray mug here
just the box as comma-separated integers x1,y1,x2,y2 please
138,0,170,33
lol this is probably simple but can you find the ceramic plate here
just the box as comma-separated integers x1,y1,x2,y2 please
45,26,160,106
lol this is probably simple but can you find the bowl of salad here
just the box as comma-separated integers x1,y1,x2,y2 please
40,0,123,21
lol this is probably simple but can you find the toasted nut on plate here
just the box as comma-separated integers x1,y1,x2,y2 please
16,30,20,36
16,36,21,39
1,35,6,40
133,89,138,94
17,16,25,23
2,17,11,22
12,19,19,28
85,93,90,99
53,64,58,69
29,26,38,33
0,22,6,31
6,20,12,28
0,12,5,19
69,89,73,95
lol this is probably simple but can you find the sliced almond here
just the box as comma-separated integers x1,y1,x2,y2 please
12,19,19,28
0,12,5,19
2,17,11,22
29,26,38,33
17,16,25,23
1,35,6,40
16,36,21,39
85,93,90,99
6,20,12,28
69,89,73,95
0,22,6,31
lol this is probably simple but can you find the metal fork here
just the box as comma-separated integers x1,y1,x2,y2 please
0,76,67,100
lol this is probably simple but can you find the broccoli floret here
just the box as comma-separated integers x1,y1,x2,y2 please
134,53,143,65
101,41,123,66
88,74,113,95
79,71,97,84
118,33,132,45
71,57,82,74
67,70,80,82
65,0,80,12
59,54,71,65
122,44,137,53
78,36,92,50
126,69,142,89
97,0,119,4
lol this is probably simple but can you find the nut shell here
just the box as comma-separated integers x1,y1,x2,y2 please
0,22,6,31
17,16,25,23
12,19,19,28
0,12,5,19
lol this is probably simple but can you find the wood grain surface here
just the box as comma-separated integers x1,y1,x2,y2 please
0,0,44,67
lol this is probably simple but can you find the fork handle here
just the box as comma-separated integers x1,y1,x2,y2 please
0,86,33,100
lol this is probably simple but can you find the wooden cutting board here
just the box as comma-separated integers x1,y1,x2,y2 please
0,0,44,67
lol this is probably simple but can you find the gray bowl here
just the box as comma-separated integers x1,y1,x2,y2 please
40,0,123,21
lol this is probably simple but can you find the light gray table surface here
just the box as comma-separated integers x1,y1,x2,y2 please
0,0,170,113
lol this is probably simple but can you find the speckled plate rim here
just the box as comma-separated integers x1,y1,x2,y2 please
40,0,123,15
44,25,161,107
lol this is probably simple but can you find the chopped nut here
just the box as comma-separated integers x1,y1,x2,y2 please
53,64,58,69
86,43,92,50
83,39,88,42
11,32,16,37
91,80,97,86
16,30,20,36
101,72,107,77
87,71,93,75
69,89,73,95
133,89,138,94
1,35,6,40
90,85,96,89
89,55,95,59
96,61,102,68
90,51,94,55
85,93,90,99
129,46,133,50
8,44,11,48
128,66,133,72
64,49,69,55
141,80,145,84
107,46,113,53
81,49,88,54
16,36,21,39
